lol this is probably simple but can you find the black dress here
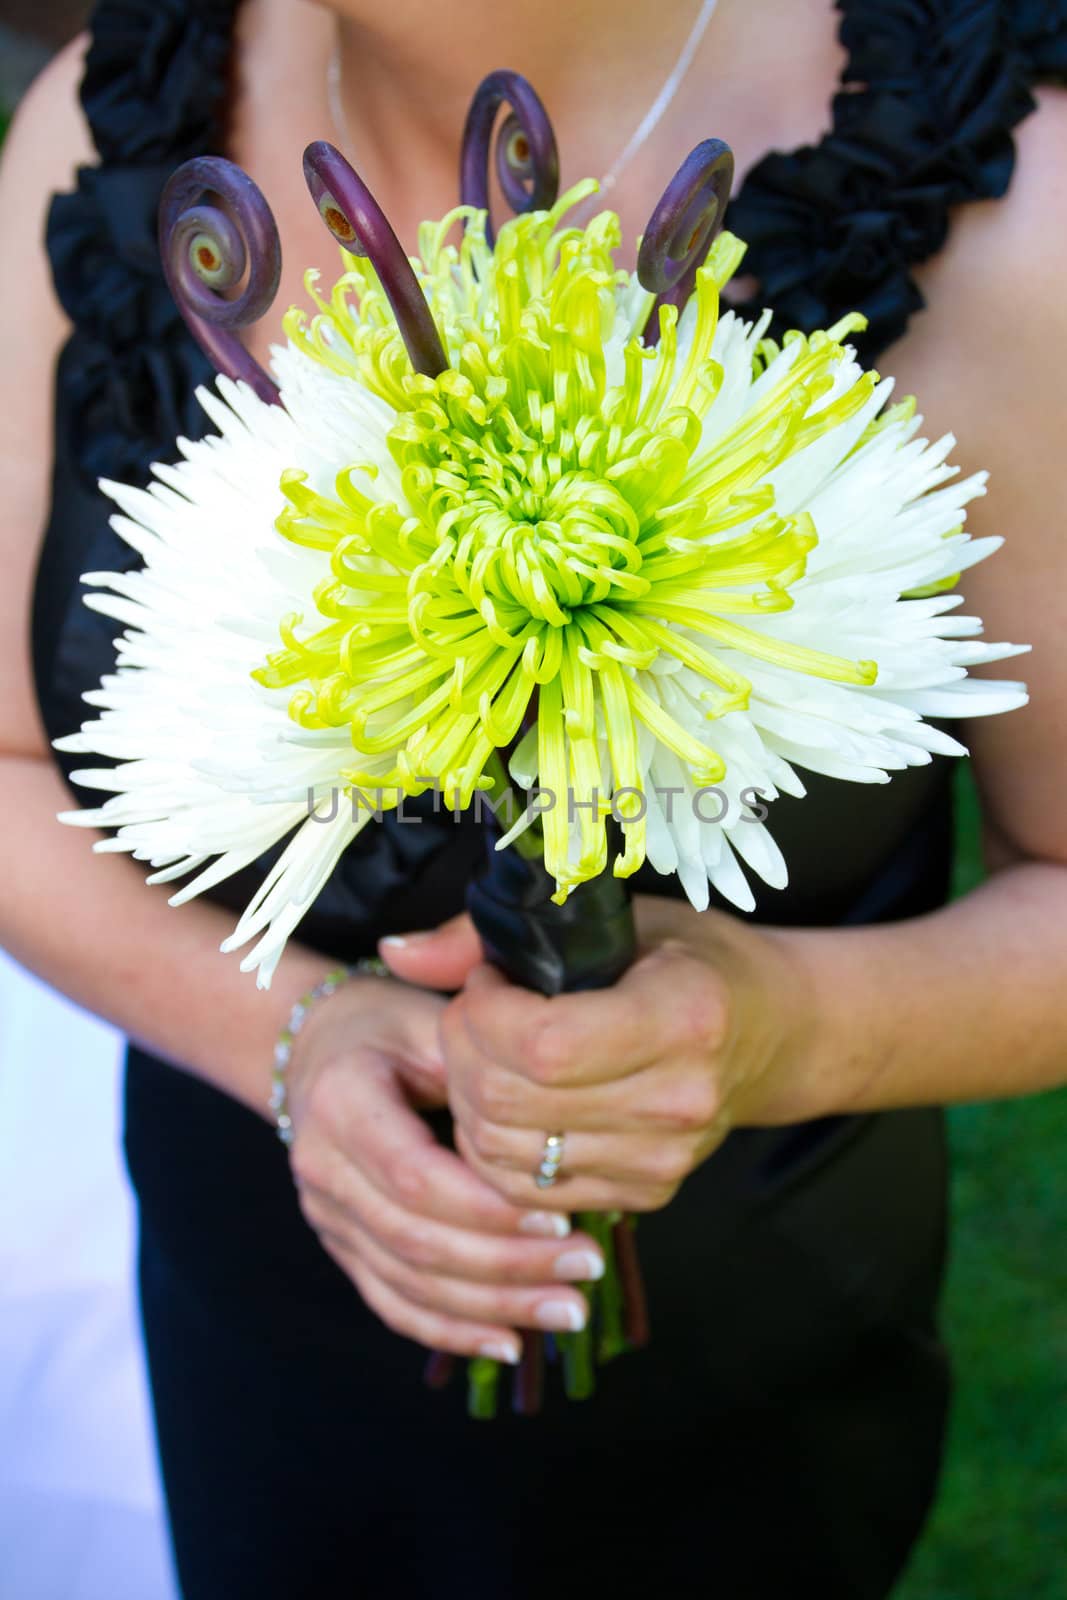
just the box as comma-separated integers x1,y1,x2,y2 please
33,4,1067,1597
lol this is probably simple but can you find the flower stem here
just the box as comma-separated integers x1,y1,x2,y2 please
480,750,543,862
512,1331,545,1415
455,1215,646,1415
583,1210,627,1362
468,1355,502,1420
559,1298,596,1400
614,1215,651,1349
423,1350,456,1389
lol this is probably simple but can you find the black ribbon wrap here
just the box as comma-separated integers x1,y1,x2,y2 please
466,839,637,998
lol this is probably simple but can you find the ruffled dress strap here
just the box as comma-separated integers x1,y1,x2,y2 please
725,0,1067,362
45,0,240,485
1013,0,1067,78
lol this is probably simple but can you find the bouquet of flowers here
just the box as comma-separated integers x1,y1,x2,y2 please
57,71,1027,1416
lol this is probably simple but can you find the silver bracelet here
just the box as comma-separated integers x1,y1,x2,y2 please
269,956,387,1146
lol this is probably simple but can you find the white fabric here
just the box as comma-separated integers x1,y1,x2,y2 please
0,950,177,1599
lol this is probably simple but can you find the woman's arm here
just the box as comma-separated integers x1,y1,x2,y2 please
808,84,1067,1116
755,89,1067,1117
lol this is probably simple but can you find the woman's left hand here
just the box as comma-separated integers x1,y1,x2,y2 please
380,899,819,1214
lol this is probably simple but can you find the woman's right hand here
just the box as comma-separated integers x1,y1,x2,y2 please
284,966,603,1364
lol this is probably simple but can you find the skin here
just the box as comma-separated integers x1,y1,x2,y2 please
2,0,1066,1365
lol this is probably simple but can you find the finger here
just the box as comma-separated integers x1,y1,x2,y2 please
450,1053,721,1135
379,913,483,992
452,1110,700,1190
317,1057,549,1234
299,1165,605,1286
455,1125,676,1215
341,1220,592,1335
379,984,450,1088
319,1230,523,1363
459,946,725,1087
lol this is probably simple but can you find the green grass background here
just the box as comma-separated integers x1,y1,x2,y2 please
897,765,1067,1597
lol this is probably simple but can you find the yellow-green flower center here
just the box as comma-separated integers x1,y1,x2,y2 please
258,187,884,895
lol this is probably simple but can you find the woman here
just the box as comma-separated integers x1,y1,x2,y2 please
3,0,1066,1594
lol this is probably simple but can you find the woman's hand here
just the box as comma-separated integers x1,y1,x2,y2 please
382,901,817,1215
284,964,604,1363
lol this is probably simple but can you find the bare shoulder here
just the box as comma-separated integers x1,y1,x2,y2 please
969,84,1067,289
887,84,1067,487
895,87,1067,867
0,33,94,759
0,32,95,376
2,33,94,204
939,85,1067,321
900,86,1067,426
1009,85,1067,216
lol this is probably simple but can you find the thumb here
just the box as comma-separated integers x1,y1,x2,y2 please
378,913,484,992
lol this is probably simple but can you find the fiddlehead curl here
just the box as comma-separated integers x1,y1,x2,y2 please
159,156,283,403
460,71,560,246
637,139,734,344
303,140,449,379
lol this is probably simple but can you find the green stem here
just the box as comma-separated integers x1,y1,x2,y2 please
559,1293,596,1400
583,1209,627,1363
467,1355,502,1419
481,749,544,862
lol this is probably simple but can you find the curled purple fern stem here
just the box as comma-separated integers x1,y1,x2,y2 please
303,141,448,380
159,157,283,404
638,139,734,347
460,70,559,247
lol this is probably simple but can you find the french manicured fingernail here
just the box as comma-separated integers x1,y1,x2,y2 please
478,1339,520,1365
518,1211,572,1239
380,935,411,949
554,1249,604,1282
535,1298,587,1332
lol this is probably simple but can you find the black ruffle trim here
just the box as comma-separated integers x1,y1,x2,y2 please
49,164,214,479
725,0,1066,361
79,0,238,166
1015,0,1067,78
46,1,238,481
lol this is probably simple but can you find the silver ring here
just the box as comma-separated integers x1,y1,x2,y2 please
534,1132,566,1190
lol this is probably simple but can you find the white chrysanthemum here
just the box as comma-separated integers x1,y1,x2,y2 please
58,188,1028,983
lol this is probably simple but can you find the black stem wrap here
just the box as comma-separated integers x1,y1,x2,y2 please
466,839,637,998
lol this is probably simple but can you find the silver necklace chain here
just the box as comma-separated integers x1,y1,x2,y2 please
597,0,720,197
327,0,720,199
